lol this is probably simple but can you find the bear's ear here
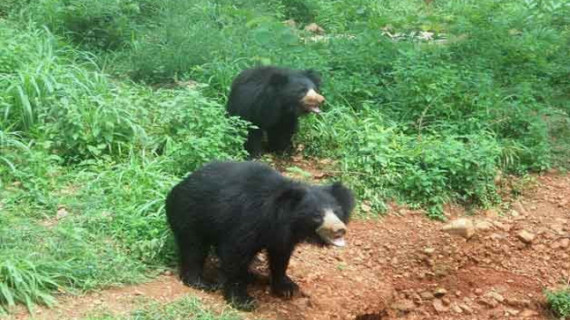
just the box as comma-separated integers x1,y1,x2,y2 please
275,185,306,211
303,69,322,88
269,72,289,87
327,182,355,222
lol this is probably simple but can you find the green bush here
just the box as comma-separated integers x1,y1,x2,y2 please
30,0,159,50
546,288,570,318
300,104,501,218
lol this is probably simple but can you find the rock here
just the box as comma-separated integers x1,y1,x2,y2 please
304,23,325,34
517,230,535,244
505,298,531,308
519,309,539,317
283,19,297,28
487,291,504,303
56,207,69,220
510,209,520,217
459,303,473,314
478,296,499,308
423,247,435,256
391,299,415,312
433,299,448,313
511,201,528,215
442,218,475,239
474,288,483,295
484,209,499,218
474,220,494,232
560,238,570,249
420,291,435,300
451,304,463,314
493,221,511,232
505,308,520,316
434,288,447,298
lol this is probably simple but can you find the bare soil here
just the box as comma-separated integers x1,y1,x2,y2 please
10,157,570,320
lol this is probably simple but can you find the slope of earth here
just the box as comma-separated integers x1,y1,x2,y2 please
8,157,569,320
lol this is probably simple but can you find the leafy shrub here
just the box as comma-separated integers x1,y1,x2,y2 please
30,0,159,50
546,288,570,318
300,104,501,218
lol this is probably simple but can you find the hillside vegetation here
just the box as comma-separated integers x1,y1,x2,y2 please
1,0,569,314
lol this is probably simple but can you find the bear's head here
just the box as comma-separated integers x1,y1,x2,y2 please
269,69,325,115
277,182,355,247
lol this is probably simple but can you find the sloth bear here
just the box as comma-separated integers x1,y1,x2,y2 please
226,66,325,158
165,161,354,311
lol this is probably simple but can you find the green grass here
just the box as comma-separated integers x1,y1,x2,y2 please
0,0,569,314
83,297,244,320
546,287,570,318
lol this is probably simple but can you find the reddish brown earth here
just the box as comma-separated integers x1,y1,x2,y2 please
10,157,570,320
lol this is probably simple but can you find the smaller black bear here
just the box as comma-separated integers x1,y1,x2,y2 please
165,161,354,311
226,66,325,158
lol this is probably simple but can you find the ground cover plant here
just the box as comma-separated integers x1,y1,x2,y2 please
546,287,570,318
1,0,569,314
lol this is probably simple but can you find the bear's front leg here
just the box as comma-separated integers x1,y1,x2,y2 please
268,244,299,299
219,244,258,311
223,280,257,311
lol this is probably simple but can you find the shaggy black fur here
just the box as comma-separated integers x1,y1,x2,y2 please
226,66,323,157
165,161,354,310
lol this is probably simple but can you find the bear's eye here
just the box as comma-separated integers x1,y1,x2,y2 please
297,87,307,94
311,215,323,224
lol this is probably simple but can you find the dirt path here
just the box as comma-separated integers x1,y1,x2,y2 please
10,158,570,320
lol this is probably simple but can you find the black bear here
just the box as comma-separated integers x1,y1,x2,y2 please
226,66,325,158
165,161,354,311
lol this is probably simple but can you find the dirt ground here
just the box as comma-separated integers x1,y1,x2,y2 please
9,157,570,320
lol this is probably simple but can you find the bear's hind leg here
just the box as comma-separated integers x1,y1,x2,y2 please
244,129,264,158
267,119,297,155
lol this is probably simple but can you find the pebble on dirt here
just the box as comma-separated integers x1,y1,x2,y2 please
517,230,536,244
442,218,475,239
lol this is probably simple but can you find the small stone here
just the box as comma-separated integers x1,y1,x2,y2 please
451,304,463,313
459,304,473,314
423,247,436,255
505,308,520,316
478,296,499,308
505,298,531,308
433,299,448,313
519,309,539,317
560,238,570,249
517,230,535,244
511,201,528,215
493,221,511,231
442,218,475,239
283,19,297,28
434,288,447,298
304,23,325,34
487,291,504,303
420,291,435,300
56,207,69,220
391,299,415,312
475,220,494,232
510,209,520,217
474,288,483,295
484,209,499,218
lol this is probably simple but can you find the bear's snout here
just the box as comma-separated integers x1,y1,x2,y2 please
316,209,347,247
301,89,325,114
